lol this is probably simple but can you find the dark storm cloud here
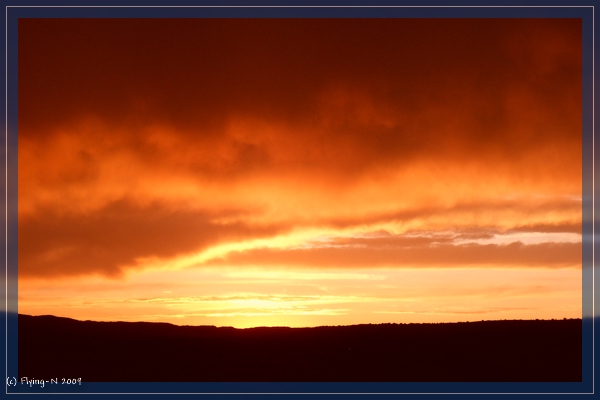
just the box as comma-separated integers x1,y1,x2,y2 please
19,18,581,177
17,18,582,278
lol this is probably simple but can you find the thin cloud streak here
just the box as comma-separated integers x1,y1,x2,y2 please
204,240,580,269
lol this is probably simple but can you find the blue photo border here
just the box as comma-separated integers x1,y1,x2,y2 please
1,1,595,397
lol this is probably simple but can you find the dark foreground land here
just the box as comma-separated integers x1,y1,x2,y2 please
18,314,581,382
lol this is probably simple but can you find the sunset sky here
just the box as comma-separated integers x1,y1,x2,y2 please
17,18,582,328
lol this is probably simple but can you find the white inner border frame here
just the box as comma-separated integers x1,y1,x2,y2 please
3,4,595,396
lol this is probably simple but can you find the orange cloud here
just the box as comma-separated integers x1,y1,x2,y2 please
18,18,581,279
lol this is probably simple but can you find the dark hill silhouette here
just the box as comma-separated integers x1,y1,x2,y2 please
18,314,581,382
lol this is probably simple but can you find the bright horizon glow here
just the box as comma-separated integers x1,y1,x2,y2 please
19,264,582,328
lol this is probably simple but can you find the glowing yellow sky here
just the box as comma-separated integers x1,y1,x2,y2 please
18,18,582,327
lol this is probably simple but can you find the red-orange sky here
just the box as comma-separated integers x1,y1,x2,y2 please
18,18,582,328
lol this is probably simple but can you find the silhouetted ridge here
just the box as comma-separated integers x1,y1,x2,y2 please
19,314,582,382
